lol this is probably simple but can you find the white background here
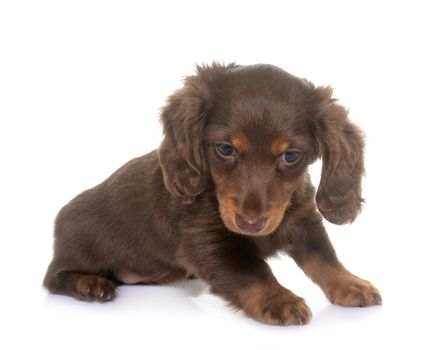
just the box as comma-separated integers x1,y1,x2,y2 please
1,0,443,349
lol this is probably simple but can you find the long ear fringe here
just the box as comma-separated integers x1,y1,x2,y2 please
158,62,237,203
158,88,207,203
312,88,366,225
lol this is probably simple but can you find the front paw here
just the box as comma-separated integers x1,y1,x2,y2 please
326,275,382,307
262,292,312,326
240,286,312,326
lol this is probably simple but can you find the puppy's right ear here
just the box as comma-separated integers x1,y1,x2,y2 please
158,63,237,203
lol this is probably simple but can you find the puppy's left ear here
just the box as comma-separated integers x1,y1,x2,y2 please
311,87,365,224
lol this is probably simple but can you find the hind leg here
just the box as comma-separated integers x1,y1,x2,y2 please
45,271,117,302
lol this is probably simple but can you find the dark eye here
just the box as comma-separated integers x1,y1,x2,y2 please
282,150,300,163
216,143,235,157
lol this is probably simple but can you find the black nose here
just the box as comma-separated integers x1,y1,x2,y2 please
235,214,267,234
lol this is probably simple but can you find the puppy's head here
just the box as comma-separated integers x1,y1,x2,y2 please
159,63,365,235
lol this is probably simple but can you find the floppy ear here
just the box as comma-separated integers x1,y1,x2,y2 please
311,87,365,224
159,63,238,203
158,71,211,204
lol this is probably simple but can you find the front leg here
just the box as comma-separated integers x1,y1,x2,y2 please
180,231,312,326
288,218,382,307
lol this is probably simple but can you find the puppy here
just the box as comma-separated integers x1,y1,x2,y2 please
44,63,381,326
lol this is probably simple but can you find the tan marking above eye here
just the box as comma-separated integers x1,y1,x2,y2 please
230,132,251,152
271,139,290,155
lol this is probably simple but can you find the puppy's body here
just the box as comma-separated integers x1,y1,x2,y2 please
45,153,183,287
45,152,317,287
44,63,381,325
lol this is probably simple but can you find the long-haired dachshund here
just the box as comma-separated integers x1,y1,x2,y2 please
44,63,381,326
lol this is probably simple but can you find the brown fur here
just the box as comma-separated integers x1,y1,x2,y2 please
44,63,381,326
302,254,382,307
237,276,312,326
271,138,290,155
230,132,251,153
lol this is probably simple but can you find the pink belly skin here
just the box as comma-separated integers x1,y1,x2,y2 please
114,266,196,284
